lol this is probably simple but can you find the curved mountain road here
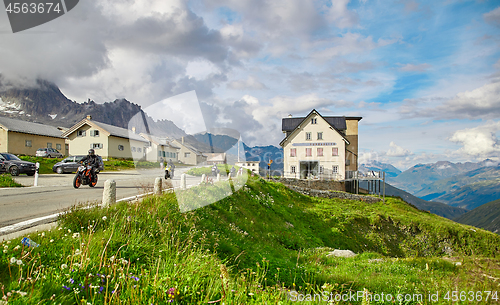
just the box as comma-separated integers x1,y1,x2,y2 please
0,167,200,229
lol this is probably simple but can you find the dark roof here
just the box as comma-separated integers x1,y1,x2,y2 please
282,116,346,131
0,116,66,138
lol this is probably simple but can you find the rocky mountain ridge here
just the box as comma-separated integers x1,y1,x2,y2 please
0,79,187,139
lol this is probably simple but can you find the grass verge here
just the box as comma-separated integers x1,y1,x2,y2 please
0,174,24,187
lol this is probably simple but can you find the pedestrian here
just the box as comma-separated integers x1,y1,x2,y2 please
159,157,164,169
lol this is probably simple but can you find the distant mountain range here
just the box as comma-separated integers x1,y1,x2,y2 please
454,198,500,235
359,181,468,219
359,161,402,180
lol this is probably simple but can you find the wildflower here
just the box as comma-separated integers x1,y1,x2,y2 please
102,216,107,221
10,257,16,264
72,233,80,239
16,259,23,265
41,232,45,237
68,229,71,233
69,278,74,284
13,245,20,251
50,239,54,243
110,256,115,262
62,285,71,291
74,249,81,256
61,264,68,269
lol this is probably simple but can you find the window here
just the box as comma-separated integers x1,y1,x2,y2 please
319,165,324,174
332,165,339,173
306,148,312,156
185,152,190,158
162,151,166,157
47,143,52,148
131,147,136,152
25,140,32,147
92,143,103,149
290,148,296,157
311,118,317,124
90,130,100,137
158,151,162,157
332,147,338,156
56,144,61,150
173,153,176,158
317,148,323,156
317,132,323,140
118,145,124,151
306,132,311,140
77,130,86,137
291,165,296,173
137,147,142,153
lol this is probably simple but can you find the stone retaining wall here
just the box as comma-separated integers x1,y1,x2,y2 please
272,178,346,192
287,185,382,203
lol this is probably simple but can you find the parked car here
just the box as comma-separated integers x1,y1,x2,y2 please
0,153,36,176
36,147,63,158
0,157,6,174
53,155,104,174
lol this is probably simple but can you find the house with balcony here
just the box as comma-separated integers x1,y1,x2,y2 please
280,109,361,180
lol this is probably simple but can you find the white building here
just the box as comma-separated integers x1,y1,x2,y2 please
236,161,260,174
280,109,361,180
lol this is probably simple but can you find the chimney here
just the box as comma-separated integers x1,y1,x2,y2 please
288,114,292,118
181,136,185,144
131,127,136,134
86,115,92,120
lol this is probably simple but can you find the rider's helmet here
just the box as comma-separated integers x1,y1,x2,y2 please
88,149,95,156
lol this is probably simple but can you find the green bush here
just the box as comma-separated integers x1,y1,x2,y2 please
0,173,24,187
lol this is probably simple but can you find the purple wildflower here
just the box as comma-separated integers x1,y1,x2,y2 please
69,278,74,284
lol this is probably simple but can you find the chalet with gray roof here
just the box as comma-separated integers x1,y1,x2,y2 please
280,109,361,180
62,115,150,160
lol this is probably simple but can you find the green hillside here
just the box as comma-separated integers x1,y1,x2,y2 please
1,176,500,304
454,198,500,235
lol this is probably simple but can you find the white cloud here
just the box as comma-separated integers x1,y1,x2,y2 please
386,141,413,157
227,76,268,90
398,63,431,72
449,121,500,158
484,6,500,27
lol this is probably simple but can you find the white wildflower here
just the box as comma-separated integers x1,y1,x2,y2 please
102,216,107,221
61,264,68,269
16,259,23,265
109,256,115,262
10,257,16,264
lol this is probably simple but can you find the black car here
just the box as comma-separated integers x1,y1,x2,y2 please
0,153,36,176
53,155,104,174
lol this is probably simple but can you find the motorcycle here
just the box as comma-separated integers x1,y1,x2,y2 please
73,164,98,188
165,164,174,179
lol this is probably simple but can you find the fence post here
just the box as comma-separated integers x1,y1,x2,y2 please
154,177,162,195
181,174,186,190
34,162,40,186
103,179,116,207
216,173,220,182
201,174,206,183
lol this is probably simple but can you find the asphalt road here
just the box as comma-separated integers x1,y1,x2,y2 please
0,167,202,228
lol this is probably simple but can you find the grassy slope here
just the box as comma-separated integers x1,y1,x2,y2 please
1,176,500,304
454,198,500,234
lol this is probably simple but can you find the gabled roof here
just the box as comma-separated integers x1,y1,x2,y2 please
206,153,226,162
282,115,347,132
62,118,149,143
172,139,206,157
279,109,350,147
0,116,66,138
139,133,180,149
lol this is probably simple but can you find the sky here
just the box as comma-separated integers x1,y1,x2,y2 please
0,0,499,170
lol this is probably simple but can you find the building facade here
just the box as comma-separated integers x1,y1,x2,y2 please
171,137,207,165
62,116,150,160
139,133,179,162
0,116,67,156
280,109,361,180
235,161,259,174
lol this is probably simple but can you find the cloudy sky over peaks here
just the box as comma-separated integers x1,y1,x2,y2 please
0,0,499,169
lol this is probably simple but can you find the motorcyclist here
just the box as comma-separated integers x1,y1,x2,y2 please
80,149,99,180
